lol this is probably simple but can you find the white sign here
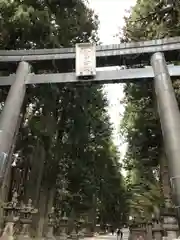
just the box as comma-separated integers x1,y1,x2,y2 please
75,43,96,77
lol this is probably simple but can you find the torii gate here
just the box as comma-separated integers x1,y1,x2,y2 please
0,37,180,210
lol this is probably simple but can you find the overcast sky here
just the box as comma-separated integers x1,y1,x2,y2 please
88,0,136,160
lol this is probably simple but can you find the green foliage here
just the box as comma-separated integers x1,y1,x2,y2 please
121,80,161,175
129,180,163,220
122,0,180,42
0,0,99,49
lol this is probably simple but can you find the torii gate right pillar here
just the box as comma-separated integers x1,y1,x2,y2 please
151,52,180,215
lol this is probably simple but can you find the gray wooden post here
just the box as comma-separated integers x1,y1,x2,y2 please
151,52,180,212
0,62,30,187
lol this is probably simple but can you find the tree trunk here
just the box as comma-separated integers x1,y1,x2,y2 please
43,187,55,235
25,143,46,236
36,187,49,238
34,145,45,206
160,150,172,208
24,141,45,206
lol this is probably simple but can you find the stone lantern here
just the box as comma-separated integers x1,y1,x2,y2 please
70,219,78,240
17,199,38,240
1,192,20,240
77,217,85,238
59,212,68,240
46,207,56,240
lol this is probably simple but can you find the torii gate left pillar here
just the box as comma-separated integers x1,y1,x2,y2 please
0,61,30,187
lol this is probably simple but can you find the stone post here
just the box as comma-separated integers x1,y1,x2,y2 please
17,199,38,240
59,213,68,240
45,207,56,240
129,221,146,240
83,221,94,237
77,217,85,239
146,222,153,240
152,219,162,240
70,220,77,240
162,209,179,240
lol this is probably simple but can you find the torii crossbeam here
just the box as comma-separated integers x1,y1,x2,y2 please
0,65,179,86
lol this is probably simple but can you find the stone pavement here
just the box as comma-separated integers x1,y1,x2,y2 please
83,228,130,240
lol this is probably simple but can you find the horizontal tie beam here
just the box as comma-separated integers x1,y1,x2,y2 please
0,65,180,86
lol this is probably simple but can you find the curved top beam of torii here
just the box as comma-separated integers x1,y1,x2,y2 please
0,36,180,58
0,36,180,72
